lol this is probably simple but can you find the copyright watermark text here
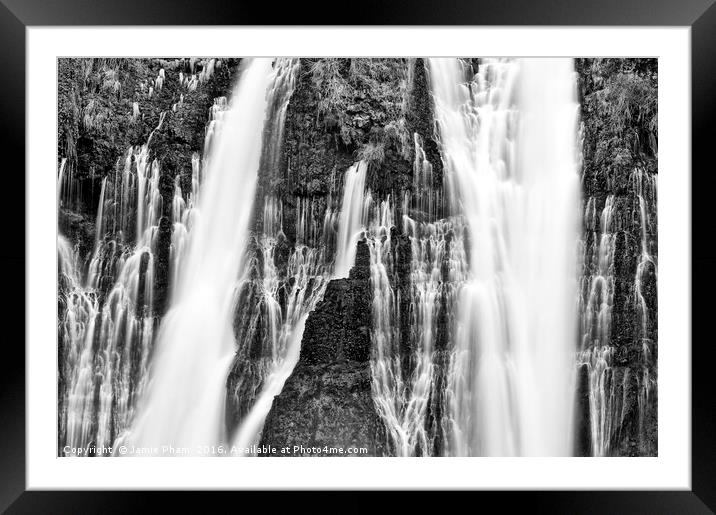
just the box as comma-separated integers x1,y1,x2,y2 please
62,444,369,457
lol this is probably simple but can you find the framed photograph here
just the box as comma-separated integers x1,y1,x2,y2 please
5,0,712,510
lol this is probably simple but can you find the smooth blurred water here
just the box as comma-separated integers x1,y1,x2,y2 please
429,58,581,456
333,161,368,278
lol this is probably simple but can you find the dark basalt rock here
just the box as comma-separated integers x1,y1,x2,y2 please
58,208,95,259
153,215,172,317
575,363,592,457
611,229,639,349
259,360,387,456
406,58,444,189
225,263,267,434
300,242,372,365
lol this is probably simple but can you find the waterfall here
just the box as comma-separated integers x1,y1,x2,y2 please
410,133,442,223
169,103,226,299
57,158,67,209
231,159,370,452
632,168,657,452
428,58,581,456
578,194,617,456
365,196,404,452
123,59,273,453
57,154,84,212
333,161,368,278
577,168,658,456
231,197,330,453
58,235,99,453
260,59,299,183
205,59,331,454
58,110,170,455
368,135,468,456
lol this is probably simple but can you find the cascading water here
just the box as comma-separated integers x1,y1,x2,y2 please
333,161,368,278
577,167,658,456
57,158,68,208
428,58,581,456
230,153,372,451
578,194,618,456
58,112,170,455
184,58,333,454
122,59,273,453
632,169,657,452
367,133,468,456
231,196,330,453
57,234,98,452
364,195,403,451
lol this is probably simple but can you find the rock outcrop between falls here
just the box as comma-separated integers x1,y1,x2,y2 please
259,242,389,456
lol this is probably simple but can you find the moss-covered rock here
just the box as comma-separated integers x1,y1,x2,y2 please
578,58,658,456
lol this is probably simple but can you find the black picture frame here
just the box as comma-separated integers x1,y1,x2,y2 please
3,0,713,511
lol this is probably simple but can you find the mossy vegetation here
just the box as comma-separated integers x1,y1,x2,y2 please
579,58,658,194
308,58,411,152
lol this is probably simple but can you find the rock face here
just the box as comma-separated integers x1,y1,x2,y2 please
576,58,658,456
299,245,372,365
255,58,423,236
259,241,389,456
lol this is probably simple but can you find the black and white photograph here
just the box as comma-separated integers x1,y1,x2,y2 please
55,56,658,458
